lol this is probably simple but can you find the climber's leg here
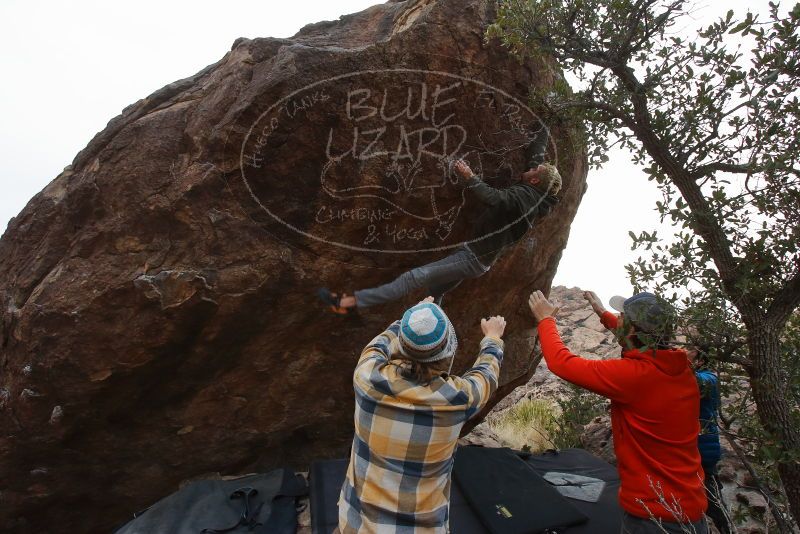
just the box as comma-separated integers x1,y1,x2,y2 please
429,279,463,307
353,246,487,308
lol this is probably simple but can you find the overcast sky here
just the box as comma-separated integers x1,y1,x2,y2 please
0,0,774,305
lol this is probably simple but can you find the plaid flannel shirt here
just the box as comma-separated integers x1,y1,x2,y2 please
338,320,503,533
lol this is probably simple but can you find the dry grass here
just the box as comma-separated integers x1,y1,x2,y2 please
489,398,558,452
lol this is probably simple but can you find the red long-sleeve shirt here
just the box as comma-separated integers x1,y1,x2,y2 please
537,312,706,522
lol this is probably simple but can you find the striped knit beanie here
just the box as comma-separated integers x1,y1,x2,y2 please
398,302,458,363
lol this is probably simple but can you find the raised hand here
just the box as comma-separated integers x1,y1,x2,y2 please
528,291,559,322
480,316,506,338
583,291,606,316
453,159,474,180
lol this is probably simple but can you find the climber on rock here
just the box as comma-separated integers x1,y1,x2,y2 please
529,289,709,534
318,124,562,314
336,296,505,533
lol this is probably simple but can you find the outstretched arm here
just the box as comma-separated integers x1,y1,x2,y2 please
529,291,640,403
453,316,506,419
584,290,619,331
466,177,513,207
453,159,511,207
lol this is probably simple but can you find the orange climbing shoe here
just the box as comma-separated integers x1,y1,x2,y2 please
317,288,354,315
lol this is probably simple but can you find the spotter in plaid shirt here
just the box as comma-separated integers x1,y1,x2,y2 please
338,319,504,533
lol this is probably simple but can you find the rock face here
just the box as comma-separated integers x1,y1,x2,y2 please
0,1,587,531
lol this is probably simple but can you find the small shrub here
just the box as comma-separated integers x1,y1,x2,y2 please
491,385,606,452
490,398,557,452
548,384,607,450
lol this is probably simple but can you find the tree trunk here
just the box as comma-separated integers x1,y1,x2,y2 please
747,322,800,528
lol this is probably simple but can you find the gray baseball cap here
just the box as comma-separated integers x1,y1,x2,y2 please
609,292,675,336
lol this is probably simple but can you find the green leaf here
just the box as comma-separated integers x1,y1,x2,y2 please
729,20,750,34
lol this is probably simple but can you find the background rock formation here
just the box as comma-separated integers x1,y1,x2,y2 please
0,0,587,531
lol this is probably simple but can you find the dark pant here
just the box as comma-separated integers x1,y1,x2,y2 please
354,246,489,308
704,464,731,534
621,512,708,534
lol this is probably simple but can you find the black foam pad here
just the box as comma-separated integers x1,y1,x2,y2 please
113,468,307,534
309,448,621,534
453,447,588,534
521,448,623,534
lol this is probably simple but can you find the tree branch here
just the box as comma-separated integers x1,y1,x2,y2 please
716,351,752,369
607,63,748,306
552,96,637,130
616,0,651,61
692,161,762,179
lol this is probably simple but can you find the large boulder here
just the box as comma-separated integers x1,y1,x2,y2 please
0,0,587,531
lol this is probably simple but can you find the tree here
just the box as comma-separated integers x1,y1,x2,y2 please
487,0,800,528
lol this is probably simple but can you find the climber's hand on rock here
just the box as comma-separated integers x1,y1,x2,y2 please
454,159,474,180
481,316,506,338
583,291,606,316
528,291,559,322
418,296,435,305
